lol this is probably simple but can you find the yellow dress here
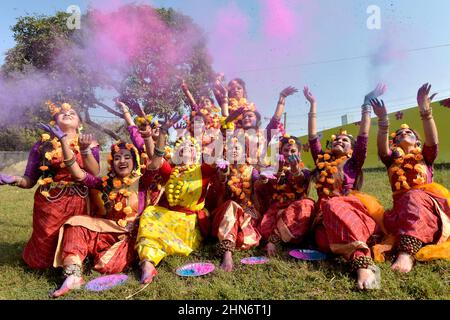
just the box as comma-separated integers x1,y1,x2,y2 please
135,164,205,266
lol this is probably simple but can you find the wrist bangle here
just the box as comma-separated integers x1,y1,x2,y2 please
420,109,432,120
308,112,317,117
12,176,23,187
154,148,165,157
63,155,77,167
80,148,91,156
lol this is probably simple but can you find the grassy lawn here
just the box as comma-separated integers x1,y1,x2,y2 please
0,169,449,300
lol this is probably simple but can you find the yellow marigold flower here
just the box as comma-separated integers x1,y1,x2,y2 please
102,176,109,182
288,139,296,145
39,166,49,171
395,182,401,190
323,154,331,160
40,191,50,198
402,181,410,189
114,145,121,153
60,163,66,168
43,177,53,184
117,219,127,227
330,135,336,141
123,177,132,186
61,103,72,111
323,188,330,195
315,183,322,189
141,153,148,159
123,206,133,215
415,154,424,161
398,176,407,182
114,202,123,211
49,121,56,126
391,132,397,138
396,169,405,176
37,179,46,186
326,178,335,184
109,192,117,200
102,181,108,187
330,167,338,174
125,143,133,150
45,152,53,161
113,179,122,188
319,176,326,183
317,162,325,169
41,134,51,142
404,164,413,170
400,124,409,129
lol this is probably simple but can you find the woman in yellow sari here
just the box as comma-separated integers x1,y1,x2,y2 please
135,115,217,284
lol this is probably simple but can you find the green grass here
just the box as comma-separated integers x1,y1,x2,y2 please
0,170,449,300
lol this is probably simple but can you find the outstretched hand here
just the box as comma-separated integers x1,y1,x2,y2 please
370,98,388,118
79,133,94,151
213,73,228,100
0,173,16,185
37,123,67,140
303,86,316,104
161,113,183,132
417,83,437,111
280,86,299,98
364,83,387,106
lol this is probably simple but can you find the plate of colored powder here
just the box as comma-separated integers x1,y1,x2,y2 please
176,262,215,277
289,249,328,261
240,256,270,265
85,274,128,291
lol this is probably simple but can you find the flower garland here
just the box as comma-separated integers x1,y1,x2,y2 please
271,161,306,204
314,150,350,197
166,164,200,207
228,98,256,113
387,124,428,192
101,142,143,228
135,115,157,129
227,164,253,209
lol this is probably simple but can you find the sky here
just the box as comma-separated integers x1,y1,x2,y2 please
1,0,450,136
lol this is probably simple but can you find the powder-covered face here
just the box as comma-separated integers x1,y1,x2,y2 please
55,109,80,131
395,128,418,148
179,142,197,165
113,149,134,178
230,142,244,163
242,111,257,129
331,135,353,157
281,142,299,159
228,80,245,100
192,115,206,133
199,97,212,109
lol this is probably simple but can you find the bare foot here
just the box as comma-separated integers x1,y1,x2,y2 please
356,268,378,290
220,251,233,272
51,275,84,298
140,260,158,284
265,242,277,257
391,252,414,273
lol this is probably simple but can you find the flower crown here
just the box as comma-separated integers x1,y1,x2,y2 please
135,115,159,128
390,123,410,139
173,136,202,163
389,123,421,148
45,100,73,116
330,129,353,141
108,141,142,177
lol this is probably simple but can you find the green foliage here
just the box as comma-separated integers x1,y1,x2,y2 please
0,170,449,300
0,126,39,151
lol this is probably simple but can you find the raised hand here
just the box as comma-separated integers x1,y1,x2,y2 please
79,133,94,151
216,159,230,171
139,124,152,140
280,86,299,98
37,123,67,140
0,173,16,185
417,83,437,111
161,113,183,132
364,83,387,106
303,86,316,105
370,98,388,118
213,73,227,99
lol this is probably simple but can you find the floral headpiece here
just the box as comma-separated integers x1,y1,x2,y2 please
173,136,202,163
228,97,257,113
45,100,74,116
107,141,142,178
330,129,354,141
389,123,421,148
135,115,159,129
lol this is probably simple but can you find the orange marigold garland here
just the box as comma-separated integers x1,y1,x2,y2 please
227,164,253,209
314,150,350,196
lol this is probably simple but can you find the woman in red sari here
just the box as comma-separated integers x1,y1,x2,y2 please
258,136,315,256
0,102,100,269
304,84,386,290
371,83,450,273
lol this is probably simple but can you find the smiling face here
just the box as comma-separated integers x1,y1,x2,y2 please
152,124,161,140
281,142,299,159
179,142,198,165
331,135,353,157
394,128,418,149
228,80,245,100
242,111,257,129
112,149,134,178
55,109,80,131
199,97,212,109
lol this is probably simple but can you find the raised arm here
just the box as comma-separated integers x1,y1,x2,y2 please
359,83,386,137
116,99,135,127
79,133,100,176
303,86,317,139
140,124,155,160
180,79,199,112
417,83,439,146
148,114,182,170
38,124,86,181
371,98,390,160
273,86,298,119
213,73,229,117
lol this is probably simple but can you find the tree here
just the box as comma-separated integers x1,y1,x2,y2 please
0,4,215,147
